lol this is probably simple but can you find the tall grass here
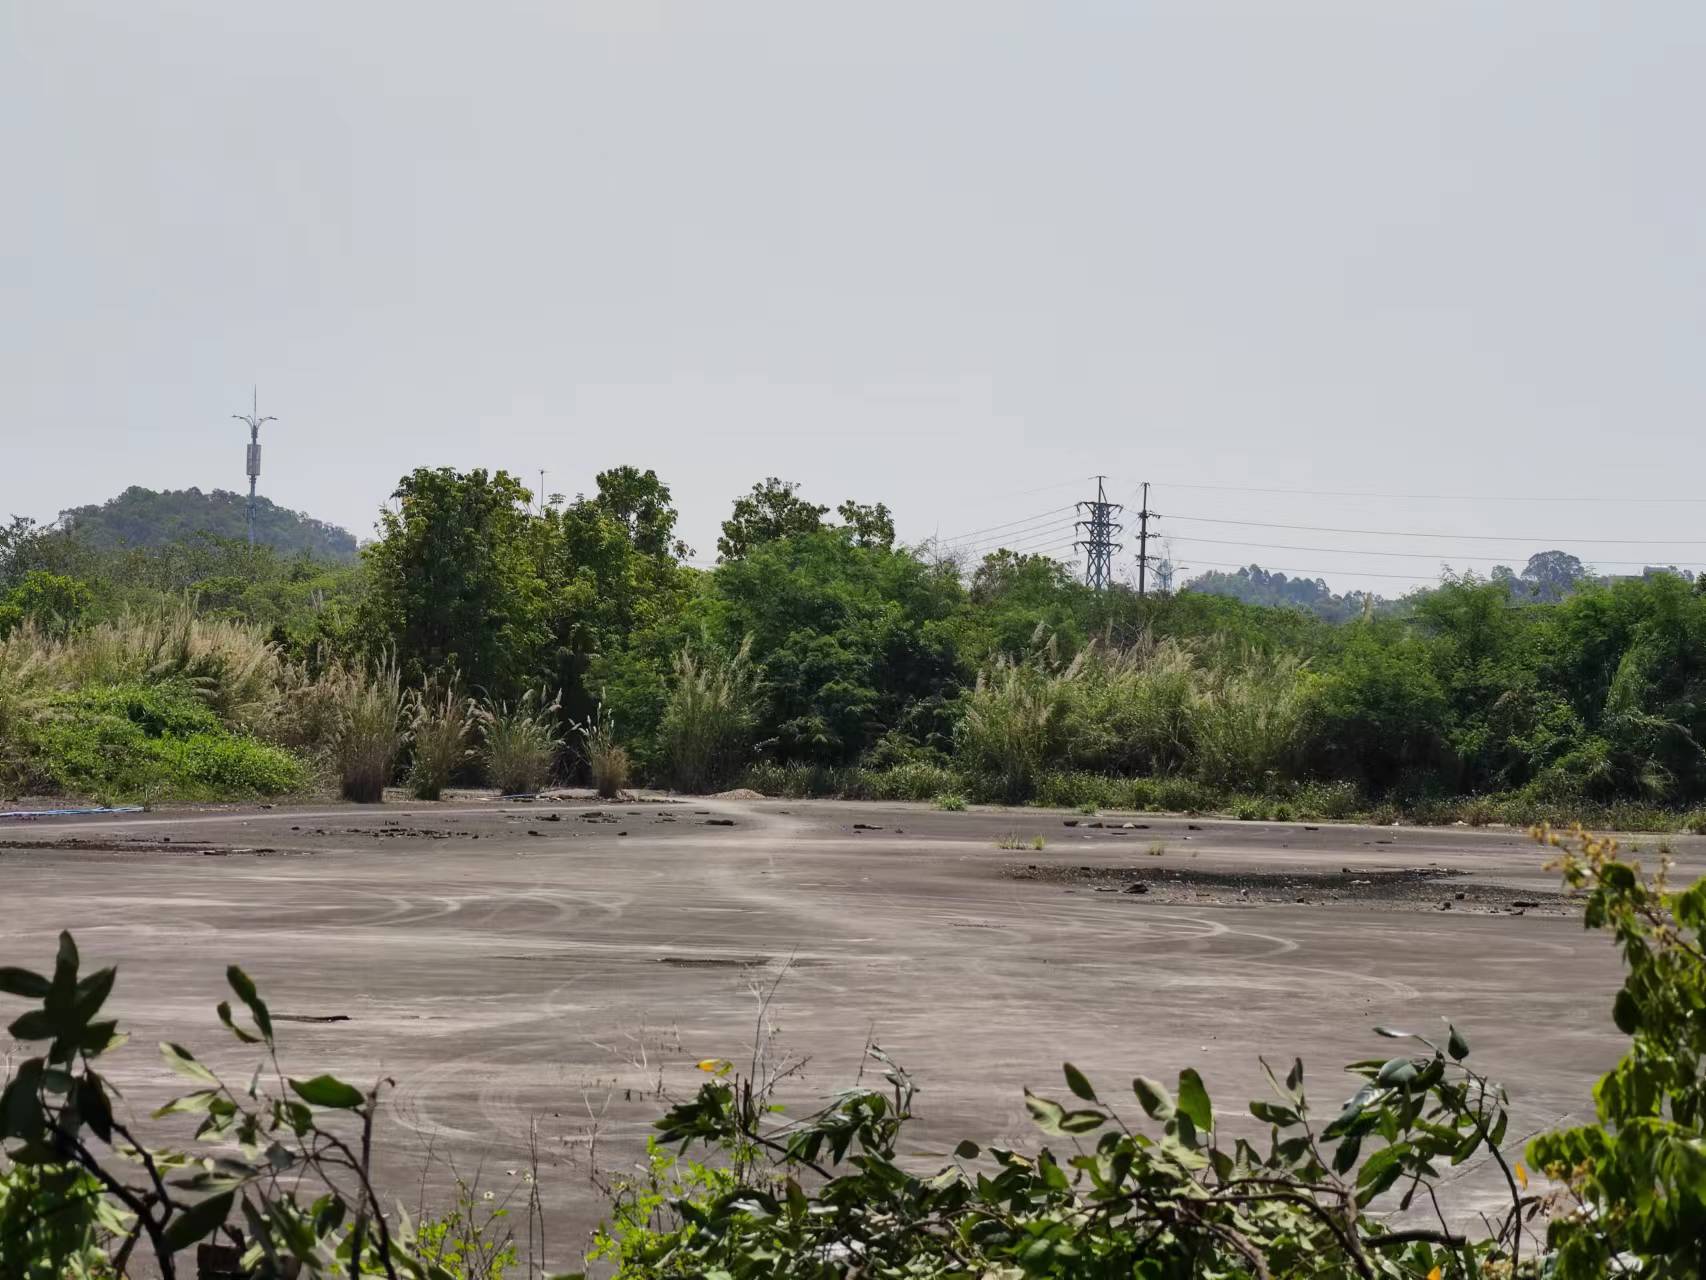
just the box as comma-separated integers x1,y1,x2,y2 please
327,657,407,803
1190,652,1309,788
0,623,68,789
958,638,1314,801
408,675,474,801
956,654,1074,801
573,703,630,799
57,606,286,736
660,638,760,793
1062,640,1196,776
477,686,562,795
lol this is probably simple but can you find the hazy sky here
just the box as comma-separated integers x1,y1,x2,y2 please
6,2,1706,592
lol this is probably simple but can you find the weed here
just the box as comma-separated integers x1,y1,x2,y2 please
934,791,968,811
1031,834,1047,851
1147,840,1166,857
995,832,1027,850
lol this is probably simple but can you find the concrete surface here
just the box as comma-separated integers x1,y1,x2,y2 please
2,797,1685,1268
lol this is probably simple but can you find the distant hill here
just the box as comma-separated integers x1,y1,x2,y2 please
58,487,359,561
1182,565,1389,621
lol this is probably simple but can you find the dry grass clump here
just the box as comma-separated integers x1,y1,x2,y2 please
408,675,474,801
574,704,630,799
477,686,562,795
326,657,407,802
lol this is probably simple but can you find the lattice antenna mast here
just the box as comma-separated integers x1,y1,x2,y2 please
232,387,276,550
1074,475,1124,590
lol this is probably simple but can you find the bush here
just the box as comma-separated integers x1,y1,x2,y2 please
863,760,957,801
934,791,967,811
477,685,562,795
407,676,474,801
16,681,306,802
660,639,760,793
328,657,406,803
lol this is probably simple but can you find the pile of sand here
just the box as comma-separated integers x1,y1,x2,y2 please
711,787,766,800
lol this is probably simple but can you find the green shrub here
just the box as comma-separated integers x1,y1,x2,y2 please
477,685,562,796
863,760,956,801
17,681,306,801
934,791,967,811
156,733,306,795
1294,779,1360,820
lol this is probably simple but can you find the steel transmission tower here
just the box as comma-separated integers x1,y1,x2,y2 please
232,388,276,550
1075,476,1123,591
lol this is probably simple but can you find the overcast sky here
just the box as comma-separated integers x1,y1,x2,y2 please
5,2,1705,592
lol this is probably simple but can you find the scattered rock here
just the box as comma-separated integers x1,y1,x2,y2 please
1511,900,1540,909
1063,819,1080,827
704,818,736,827
1123,882,1149,894
853,823,883,831
1187,824,1203,831
541,813,561,822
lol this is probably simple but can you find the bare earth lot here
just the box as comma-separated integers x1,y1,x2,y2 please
3,797,1689,1267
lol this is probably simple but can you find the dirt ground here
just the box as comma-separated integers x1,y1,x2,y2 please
2,796,1689,1269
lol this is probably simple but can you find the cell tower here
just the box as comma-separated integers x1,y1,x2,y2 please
1075,475,1123,591
232,388,276,550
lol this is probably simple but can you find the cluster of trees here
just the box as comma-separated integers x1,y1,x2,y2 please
7,470,1706,807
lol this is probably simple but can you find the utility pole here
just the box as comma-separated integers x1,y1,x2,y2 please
1135,481,1153,596
538,469,548,516
232,388,276,551
1074,475,1123,591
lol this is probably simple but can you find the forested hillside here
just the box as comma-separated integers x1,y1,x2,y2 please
5,466,1706,826
56,486,358,561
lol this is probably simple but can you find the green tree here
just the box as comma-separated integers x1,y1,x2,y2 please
361,468,548,696
835,499,895,550
717,478,827,560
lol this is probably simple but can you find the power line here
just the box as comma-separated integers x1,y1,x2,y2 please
936,504,1076,546
944,517,1082,557
1162,512,1706,547
1148,479,1706,505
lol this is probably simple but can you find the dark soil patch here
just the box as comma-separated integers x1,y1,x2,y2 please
1004,862,1573,915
